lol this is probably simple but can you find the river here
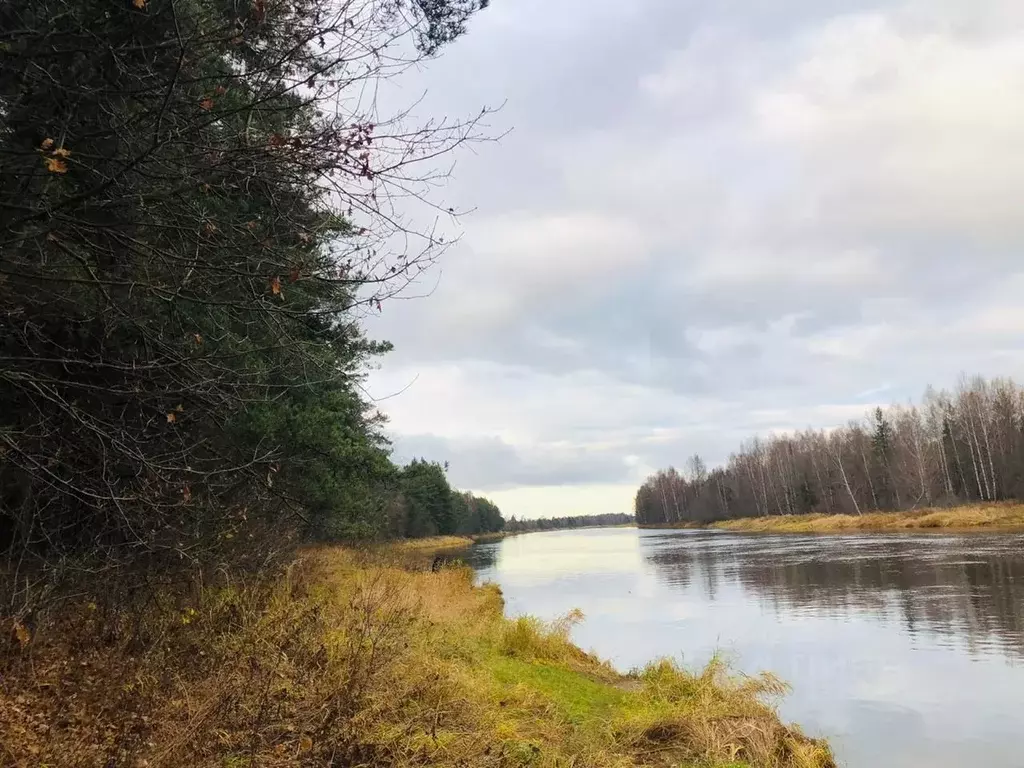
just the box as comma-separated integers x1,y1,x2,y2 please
464,527,1024,768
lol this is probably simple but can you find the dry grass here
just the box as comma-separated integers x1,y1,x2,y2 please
709,502,1024,533
0,543,835,768
392,535,477,551
470,531,511,544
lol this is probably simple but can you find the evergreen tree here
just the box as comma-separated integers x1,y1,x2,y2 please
0,0,491,563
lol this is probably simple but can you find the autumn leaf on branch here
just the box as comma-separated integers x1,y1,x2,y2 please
132,0,146,8
269,276,282,295
199,97,214,110
166,412,176,423
40,143,71,173
44,156,68,173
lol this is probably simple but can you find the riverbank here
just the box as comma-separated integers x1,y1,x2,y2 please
1,538,833,768
650,503,1024,533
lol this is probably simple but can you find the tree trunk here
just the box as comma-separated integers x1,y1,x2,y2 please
834,443,862,516
860,444,879,510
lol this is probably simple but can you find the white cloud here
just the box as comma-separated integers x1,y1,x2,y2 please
753,13,1024,242
463,211,646,286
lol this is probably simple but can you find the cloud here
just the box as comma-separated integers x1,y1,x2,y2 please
390,433,641,491
752,13,1024,243
363,0,1024,518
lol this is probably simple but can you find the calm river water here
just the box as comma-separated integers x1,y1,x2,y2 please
464,527,1024,768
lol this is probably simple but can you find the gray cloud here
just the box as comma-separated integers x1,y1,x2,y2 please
390,433,637,491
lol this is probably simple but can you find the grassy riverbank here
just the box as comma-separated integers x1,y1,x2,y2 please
705,503,1024,533
1,539,833,768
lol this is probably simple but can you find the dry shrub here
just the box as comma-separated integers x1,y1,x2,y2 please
0,543,513,768
2,552,408,766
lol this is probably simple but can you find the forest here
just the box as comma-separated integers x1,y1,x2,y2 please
0,0,501,616
635,376,1024,525
504,512,633,533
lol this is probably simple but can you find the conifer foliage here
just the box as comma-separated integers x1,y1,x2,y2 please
0,0,493,567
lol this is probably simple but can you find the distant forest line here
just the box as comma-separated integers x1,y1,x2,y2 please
505,512,633,533
635,375,1024,525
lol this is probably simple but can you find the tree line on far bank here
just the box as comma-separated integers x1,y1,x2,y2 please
505,512,633,533
635,375,1024,525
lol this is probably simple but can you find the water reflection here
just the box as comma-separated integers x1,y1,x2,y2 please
438,543,499,571
641,531,1024,659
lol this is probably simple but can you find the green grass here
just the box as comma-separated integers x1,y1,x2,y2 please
488,656,627,726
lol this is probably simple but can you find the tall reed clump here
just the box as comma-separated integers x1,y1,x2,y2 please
1,542,835,768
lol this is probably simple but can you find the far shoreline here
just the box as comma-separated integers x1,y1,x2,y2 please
638,502,1024,534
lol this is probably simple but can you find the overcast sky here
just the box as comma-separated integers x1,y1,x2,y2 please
364,0,1024,520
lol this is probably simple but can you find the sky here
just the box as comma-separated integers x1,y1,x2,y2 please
363,0,1024,520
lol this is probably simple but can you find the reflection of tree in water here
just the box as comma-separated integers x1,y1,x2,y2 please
640,533,1024,659
455,542,500,571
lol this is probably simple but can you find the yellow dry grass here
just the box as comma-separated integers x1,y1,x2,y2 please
710,502,1024,533
392,534,477,550
0,544,835,768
